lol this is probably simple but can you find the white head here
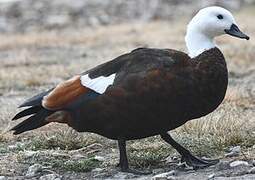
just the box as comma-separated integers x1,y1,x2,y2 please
185,6,249,58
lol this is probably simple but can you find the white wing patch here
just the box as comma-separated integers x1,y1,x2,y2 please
80,74,116,94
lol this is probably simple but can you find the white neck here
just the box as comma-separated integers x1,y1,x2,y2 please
185,29,216,58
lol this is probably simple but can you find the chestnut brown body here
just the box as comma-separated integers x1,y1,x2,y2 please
70,48,228,140
12,48,228,140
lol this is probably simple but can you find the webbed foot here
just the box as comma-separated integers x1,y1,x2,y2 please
181,154,219,169
160,133,219,170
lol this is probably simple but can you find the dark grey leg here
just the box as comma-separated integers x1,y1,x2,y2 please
117,139,151,174
118,139,129,170
160,133,219,169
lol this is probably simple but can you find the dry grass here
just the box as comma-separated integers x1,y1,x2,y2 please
26,129,97,151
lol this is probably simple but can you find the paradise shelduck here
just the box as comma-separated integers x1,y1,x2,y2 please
11,6,249,174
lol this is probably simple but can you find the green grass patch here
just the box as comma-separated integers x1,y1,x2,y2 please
18,151,102,172
57,158,101,172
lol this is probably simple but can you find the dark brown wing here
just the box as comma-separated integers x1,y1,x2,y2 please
111,48,190,85
19,48,188,110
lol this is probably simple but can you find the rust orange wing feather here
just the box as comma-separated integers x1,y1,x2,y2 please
42,75,88,110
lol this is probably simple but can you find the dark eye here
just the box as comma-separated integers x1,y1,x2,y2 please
217,14,223,20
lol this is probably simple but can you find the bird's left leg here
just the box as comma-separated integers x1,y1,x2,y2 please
160,133,219,169
117,139,151,174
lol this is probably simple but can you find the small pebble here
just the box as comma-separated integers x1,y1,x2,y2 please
92,168,104,172
208,173,215,179
249,167,255,174
24,150,37,158
94,155,105,162
0,176,7,180
225,146,241,157
152,170,176,180
229,146,241,153
153,168,165,174
252,160,255,166
165,156,178,163
8,142,25,150
93,173,108,178
26,164,43,177
111,172,137,179
216,161,230,170
153,175,176,180
230,160,249,167
72,154,85,160
39,174,61,180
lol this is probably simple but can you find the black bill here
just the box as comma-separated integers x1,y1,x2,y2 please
225,24,249,40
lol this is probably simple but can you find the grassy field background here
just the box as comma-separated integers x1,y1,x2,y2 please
0,4,254,179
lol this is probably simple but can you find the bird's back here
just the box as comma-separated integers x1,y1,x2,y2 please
69,48,228,140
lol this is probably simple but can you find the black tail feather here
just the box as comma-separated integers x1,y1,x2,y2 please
11,109,53,135
12,106,42,120
19,89,53,108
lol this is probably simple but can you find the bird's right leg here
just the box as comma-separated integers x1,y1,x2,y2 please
117,139,151,174
160,133,219,169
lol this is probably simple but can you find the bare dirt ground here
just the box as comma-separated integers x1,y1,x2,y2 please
0,6,255,180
